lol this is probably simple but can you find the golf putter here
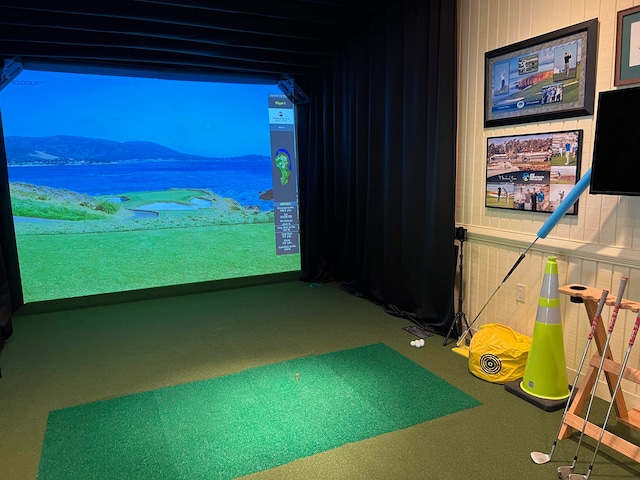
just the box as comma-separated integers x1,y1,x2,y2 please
567,309,640,480
530,289,609,465
558,277,628,479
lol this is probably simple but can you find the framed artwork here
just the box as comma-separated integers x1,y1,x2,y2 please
484,19,598,127
485,130,583,215
615,6,640,86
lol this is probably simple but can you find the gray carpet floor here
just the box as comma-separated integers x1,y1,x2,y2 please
1,279,639,479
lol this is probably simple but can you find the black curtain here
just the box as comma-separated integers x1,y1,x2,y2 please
0,112,18,353
298,0,457,335
0,243,12,351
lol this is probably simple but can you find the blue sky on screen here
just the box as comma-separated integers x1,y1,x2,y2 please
0,69,280,158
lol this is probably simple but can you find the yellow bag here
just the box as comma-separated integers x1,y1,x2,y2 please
468,323,531,384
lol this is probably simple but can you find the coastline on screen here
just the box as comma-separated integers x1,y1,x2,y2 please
0,68,301,303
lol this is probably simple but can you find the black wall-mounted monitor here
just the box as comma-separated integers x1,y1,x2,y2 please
590,86,640,196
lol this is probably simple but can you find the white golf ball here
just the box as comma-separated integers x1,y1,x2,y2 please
410,340,416,346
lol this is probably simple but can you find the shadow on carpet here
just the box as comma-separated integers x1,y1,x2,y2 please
39,343,481,479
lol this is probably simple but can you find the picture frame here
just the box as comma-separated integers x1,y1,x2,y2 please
485,130,583,215
484,19,598,128
615,6,640,86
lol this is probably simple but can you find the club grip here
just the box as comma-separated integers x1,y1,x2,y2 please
629,312,640,347
608,277,629,333
502,253,525,283
588,289,609,340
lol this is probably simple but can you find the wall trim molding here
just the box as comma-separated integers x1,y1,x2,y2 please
463,225,640,269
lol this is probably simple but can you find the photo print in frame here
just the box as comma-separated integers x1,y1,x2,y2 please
486,130,583,215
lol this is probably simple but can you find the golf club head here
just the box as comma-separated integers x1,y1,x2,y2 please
530,451,551,464
558,465,574,479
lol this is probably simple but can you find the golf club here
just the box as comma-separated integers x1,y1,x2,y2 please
558,276,628,479
456,168,592,347
567,309,640,480
455,239,537,347
530,288,609,465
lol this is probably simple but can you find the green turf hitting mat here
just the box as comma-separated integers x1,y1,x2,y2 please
39,343,481,479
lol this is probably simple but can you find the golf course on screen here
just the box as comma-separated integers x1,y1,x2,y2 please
1,70,300,303
8,149,300,302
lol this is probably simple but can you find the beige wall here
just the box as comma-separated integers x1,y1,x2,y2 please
457,0,640,407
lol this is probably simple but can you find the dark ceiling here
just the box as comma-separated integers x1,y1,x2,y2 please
0,0,393,82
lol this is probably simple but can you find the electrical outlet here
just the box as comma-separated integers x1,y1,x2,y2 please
516,284,526,303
